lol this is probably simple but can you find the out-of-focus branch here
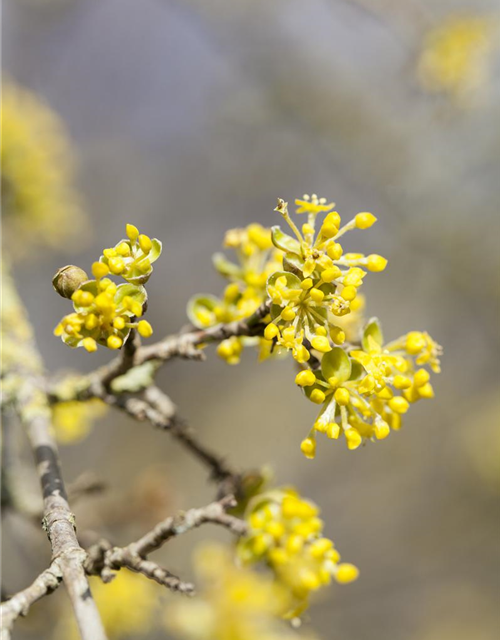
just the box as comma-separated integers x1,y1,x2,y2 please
95,384,241,496
1,270,108,640
0,563,63,639
85,496,247,593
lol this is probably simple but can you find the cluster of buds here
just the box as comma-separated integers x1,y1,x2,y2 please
298,319,442,456
189,194,441,455
237,488,358,616
263,196,386,363
188,223,282,364
53,225,160,352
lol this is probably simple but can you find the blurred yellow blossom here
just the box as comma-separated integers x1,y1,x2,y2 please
418,15,498,101
52,399,107,444
1,80,87,257
166,543,314,640
57,569,160,640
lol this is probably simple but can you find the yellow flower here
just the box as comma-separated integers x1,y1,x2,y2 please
237,488,358,616
166,543,308,640
418,15,497,100
189,224,282,363
52,399,107,444
54,225,159,351
1,80,87,258
264,196,386,363
297,318,441,454
57,570,160,640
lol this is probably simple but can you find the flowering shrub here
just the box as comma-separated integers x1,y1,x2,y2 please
1,180,441,640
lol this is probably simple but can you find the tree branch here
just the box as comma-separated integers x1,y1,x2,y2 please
0,563,63,640
85,496,247,594
95,385,241,495
1,270,108,640
49,301,271,403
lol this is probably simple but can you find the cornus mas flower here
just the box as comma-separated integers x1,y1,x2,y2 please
53,225,160,351
298,319,442,456
166,544,308,640
237,488,358,617
99,223,162,285
189,224,282,364
1,81,86,257
264,196,387,363
417,14,497,100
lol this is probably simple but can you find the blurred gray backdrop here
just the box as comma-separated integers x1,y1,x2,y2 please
3,0,500,639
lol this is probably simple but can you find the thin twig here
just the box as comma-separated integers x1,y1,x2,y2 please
0,563,63,639
97,385,241,494
85,496,247,594
49,301,271,403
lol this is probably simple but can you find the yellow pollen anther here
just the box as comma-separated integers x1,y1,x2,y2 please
309,288,324,303
389,396,410,414
300,437,316,459
341,285,357,301
113,317,126,330
108,257,126,275
264,323,280,340
281,306,296,321
92,262,109,279
301,278,313,290
322,266,342,282
107,335,123,350
327,242,343,260
295,370,316,387
126,224,139,242
367,254,388,272
334,388,350,406
355,212,377,229
138,234,152,253
82,337,98,352
116,242,131,256
137,320,153,338
310,389,326,404
336,563,359,583
311,336,332,353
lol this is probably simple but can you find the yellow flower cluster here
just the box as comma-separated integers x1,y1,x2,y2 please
166,543,312,640
52,399,107,444
418,14,497,100
190,194,441,456
58,570,159,640
263,196,386,363
100,223,162,285
237,488,358,616
1,81,86,258
189,223,282,363
53,225,159,351
298,319,442,456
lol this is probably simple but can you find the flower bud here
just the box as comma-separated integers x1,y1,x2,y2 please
52,265,89,299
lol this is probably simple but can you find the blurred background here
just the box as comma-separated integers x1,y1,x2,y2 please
2,0,500,639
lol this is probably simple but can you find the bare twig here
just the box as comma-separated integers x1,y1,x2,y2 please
85,496,247,594
0,563,63,639
97,385,241,494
